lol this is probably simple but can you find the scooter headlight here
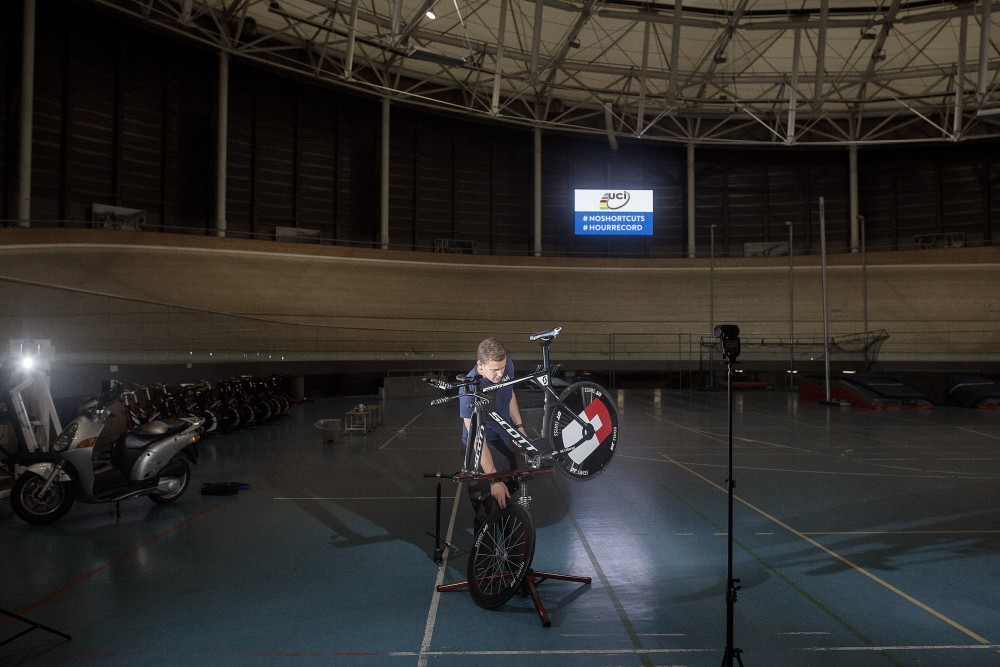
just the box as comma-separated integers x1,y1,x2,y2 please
51,422,79,453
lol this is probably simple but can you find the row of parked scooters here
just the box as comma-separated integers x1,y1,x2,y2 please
2,359,295,525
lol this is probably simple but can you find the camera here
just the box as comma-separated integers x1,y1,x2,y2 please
713,324,741,361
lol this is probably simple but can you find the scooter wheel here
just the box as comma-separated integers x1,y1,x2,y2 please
149,457,191,504
10,471,76,524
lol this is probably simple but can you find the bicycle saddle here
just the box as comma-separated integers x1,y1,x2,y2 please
529,326,562,342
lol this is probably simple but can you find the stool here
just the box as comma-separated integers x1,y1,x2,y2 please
314,419,342,443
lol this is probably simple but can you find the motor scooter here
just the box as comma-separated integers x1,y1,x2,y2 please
10,382,203,524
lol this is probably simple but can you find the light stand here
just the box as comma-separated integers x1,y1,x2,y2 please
0,606,71,648
423,471,459,565
714,324,746,667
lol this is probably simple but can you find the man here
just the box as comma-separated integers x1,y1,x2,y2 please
460,337,529,533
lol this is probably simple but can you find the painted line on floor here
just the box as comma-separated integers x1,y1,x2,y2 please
273,496,456,501
400,643,1000,656
954,426,1000,441
659,452,994,647
618,452,960,480
379,413,424,449
417,487,463,667
800,643,1000,652
802,530,1000,536
9,445,322,620
555,485,655,667
408,647,718,657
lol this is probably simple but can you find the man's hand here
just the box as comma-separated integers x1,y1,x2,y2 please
490,480,510,508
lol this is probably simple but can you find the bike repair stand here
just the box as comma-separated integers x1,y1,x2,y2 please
423,472,459,565
715,325,747,667
437,569,591,628
0,606,72,648
434,472,591,628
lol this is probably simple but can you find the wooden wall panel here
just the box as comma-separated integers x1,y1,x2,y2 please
0,2,17,222
27,20,68,225
452,130,494,247
296,92,338,234
336,106,379,246
484,128,532,254
413,118,455,248
65,24,117,221
254,79,297,236
940,149,990,244
118,37,167,224
388,112,416,247
226,70,256,239
159,45,214,233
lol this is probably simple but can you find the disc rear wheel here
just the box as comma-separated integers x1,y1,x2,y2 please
546,380,619,481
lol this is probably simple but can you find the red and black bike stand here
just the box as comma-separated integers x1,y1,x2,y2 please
429,467,590,627
437,569,592,628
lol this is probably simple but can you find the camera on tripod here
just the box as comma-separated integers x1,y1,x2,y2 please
714,324,741,362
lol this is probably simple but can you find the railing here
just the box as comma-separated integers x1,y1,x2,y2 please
3,218,992,260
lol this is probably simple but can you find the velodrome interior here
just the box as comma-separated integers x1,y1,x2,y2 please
3,1,1000,665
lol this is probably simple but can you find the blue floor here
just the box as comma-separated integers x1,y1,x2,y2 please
2,389,1000,665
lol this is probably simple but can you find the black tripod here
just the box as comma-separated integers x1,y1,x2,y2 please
423,472,459,565
0,606,71,648
714,325,746,667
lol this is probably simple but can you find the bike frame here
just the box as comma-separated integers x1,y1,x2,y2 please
462,333,596,476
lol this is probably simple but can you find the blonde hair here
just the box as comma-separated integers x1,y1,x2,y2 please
477,337,507,363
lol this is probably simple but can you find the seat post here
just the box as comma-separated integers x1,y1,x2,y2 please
540,340,552,371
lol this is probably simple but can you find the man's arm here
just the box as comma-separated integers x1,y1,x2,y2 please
509,391,528,439
465,417,511,508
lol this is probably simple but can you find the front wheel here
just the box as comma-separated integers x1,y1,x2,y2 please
467,503,535,609
11,471,76,524
546,381,619,481
149,457,191,504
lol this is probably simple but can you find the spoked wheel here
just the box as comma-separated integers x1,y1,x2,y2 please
467,503,536,609
10,471,76,524
546,381,619,481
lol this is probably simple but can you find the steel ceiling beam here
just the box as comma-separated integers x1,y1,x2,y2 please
79,0,1000,145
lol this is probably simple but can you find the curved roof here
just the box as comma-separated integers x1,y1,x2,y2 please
92,0,1000,145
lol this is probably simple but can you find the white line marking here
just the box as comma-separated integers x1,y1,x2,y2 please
379,414,423,449
417,487,462,667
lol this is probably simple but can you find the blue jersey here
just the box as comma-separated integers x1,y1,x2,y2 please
459,356,515,445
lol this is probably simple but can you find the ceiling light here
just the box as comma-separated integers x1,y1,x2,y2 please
425,10,436,19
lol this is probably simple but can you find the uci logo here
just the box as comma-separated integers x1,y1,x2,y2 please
600,191,631,210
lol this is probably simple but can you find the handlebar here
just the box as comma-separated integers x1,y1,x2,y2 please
423,373,486,406
422,467,555,484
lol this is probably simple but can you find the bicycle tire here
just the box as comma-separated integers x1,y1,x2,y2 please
467,502,535,609
546,380,619,481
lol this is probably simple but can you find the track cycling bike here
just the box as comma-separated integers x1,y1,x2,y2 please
424,326,619,615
